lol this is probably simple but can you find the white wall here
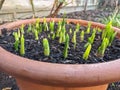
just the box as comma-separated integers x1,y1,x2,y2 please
0,0,98,22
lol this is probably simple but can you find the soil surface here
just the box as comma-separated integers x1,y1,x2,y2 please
0,23,120,64
0,9,120,90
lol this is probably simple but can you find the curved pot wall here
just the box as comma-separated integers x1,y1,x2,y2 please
0,18,120,90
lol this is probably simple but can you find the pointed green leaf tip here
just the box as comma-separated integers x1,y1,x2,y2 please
20,24,24,34
80,30,84,41
97,38,109,57
36,18,40,30
43,17,48,31
27,24,32,33
50,21,55,33
86,22,91,34
43,38,50,56
88,28,96,44
13,32,19,51
83,44,91,60
76,23,80,32
34,29,39,40
72,31,77,49
63,34,69,58
101,20,117,46
69,28,72,34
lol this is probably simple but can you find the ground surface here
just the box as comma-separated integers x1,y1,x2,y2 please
0,9,120,90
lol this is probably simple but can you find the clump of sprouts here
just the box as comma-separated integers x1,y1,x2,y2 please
97,21,117,57
102,21,117,46
13,25,25,56
12,18,117,61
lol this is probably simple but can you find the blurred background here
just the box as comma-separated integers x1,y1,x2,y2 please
0,0,119,23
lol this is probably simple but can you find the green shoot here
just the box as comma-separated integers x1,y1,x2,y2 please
102,21,117,46
61,13,66,28
43,17,48,31
43,38,50,56
59,31,63,43
69,28,72,34
39,23,42,33
56,21,62,37
48,34,51,39
20,24,24,34
86,22,91,34
88,28,96,44
27,24,32,33
102,21,112,39
76,23,80,32
62,33,66,43
13,32,19,51
17,29,20,38
56,25,61,37
31,24,35,33
97,28,102,33
36,18,40,31
52,33,55,40
80,30,84,42
83,44,91,60
20,34,25,56
34,29,39,40
72,31,77,49
14,41,19,51
50,21,55,33
13,32,19,41
61,26,66,43
44,23,49,31
43,17,46,24
109,31,117,46
63,34,70,58
84,29,96,48
36,18,40,23
97,38,109,57
45,23,49,31
58,21,62,29
59,26,66,43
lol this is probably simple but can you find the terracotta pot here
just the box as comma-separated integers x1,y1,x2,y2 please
0,18,120,90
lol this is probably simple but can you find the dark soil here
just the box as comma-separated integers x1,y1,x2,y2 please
0,72,19,90
0,23,120,64
0,9,120,90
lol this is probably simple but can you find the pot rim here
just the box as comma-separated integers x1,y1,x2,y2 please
0,18,120,87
